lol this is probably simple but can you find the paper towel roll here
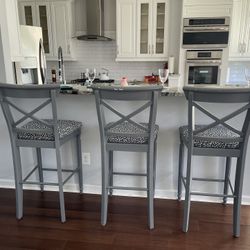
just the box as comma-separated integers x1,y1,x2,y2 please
168,56,175,74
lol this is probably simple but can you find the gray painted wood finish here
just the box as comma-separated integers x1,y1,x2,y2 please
0,83,83,222
92,84,162,229
178,85,250,237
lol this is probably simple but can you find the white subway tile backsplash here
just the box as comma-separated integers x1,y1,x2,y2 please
228,61,250,84
47,40,164,82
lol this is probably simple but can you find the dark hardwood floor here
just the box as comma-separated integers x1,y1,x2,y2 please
0,188,249,250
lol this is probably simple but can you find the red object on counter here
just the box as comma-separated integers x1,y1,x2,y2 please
144,75,159,83
120,77,128,86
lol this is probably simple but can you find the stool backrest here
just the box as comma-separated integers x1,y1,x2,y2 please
92,85,162,145
183,86,250,150
0,83,60,141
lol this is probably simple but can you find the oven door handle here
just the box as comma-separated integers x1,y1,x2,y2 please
186,60,221,66
184,27,229,32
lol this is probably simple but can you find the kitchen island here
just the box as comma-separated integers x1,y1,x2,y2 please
0,84,250,205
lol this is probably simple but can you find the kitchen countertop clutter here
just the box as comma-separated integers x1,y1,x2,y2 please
59,82,183,96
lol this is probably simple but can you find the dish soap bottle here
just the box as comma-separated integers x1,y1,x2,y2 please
51,68,56,83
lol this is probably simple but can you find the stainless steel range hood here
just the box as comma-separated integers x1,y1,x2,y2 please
77,0,112,41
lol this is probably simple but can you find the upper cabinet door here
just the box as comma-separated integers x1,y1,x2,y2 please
151,0,168,58
116,0,137,60
18,1,36,26
137,0,152,57
229,0,250,60
50,1,74,60
36,2,54,57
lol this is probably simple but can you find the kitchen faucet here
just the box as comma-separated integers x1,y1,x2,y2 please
58,46,66,85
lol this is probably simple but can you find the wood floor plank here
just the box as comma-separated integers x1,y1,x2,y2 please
0,188,249,249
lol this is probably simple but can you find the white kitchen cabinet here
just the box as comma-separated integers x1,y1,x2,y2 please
137,0,169,60
229,0,250,60
116,0,136,60
50,1,74,60
4,0,23,62
18,0,75,60
183,0,233,17
116,0,169,61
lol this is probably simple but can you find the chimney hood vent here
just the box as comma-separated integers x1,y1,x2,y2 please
76,0,112,41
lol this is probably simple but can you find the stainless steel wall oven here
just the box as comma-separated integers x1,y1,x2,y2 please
185,50,223,85
183,17,230,48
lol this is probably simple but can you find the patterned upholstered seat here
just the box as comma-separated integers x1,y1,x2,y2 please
17,119,82,141
107,121,159,144
180,125,240,149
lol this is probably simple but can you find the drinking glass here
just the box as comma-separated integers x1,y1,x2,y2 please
158,69,169,86
85,68,96,86
245,68,250,86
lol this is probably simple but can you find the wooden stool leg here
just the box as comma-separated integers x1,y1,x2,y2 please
183,150,193,233
147,146,155,230
233,155,246,237
101,148,109,226
178,140,184,201
76,135,83,193
13,145,23,220
109,151,113,196
55,145,66,223
36,148,44,192
223,157,231,204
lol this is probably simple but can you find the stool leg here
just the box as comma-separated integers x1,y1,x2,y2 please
182,150,193,233
233,155,246,237
178,140,184,201
36,148,44,192
55,145,66,223
147,146,155,229
13,145,23,220
76,135,83,193
153,141,157,196
101,148,109,226
109,151,113,196
223,157,231,204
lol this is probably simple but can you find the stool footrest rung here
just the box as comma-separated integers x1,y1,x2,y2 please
42,168,75,173
108,186,148,191
190,192,235,198
184,177,225,183
113,172,147,177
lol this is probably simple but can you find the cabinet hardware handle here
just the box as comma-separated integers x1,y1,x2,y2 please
117,45,119,55
152,45,154,54
239,43,243,54
243,43,247,54
67,44,70,54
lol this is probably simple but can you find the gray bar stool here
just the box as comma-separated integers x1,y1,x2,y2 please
92,85,162,229
178,85,250,237
0,83,83,222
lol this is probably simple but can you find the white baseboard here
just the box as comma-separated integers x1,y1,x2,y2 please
1,179,250,205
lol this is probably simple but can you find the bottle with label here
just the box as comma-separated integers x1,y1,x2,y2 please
51,68,56,83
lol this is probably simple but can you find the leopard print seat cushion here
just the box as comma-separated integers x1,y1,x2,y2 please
17,119,82,141
107,121,159,144
180,125,239,149
180,125,240,149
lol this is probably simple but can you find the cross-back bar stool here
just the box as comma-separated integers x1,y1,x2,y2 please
93,85,162,229
0,83,83,222
178,85,250,237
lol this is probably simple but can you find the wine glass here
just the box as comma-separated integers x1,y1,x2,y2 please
85,68,96,86
158,69,169,86
245,67,250,86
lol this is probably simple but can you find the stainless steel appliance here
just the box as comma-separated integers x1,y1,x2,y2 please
182,17,230,48
185,50,223,85
76,0,112,41
15,26,46,85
